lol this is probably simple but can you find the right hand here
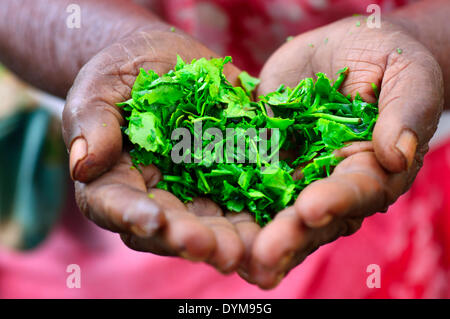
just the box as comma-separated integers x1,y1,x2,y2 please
243,16,444,288
63,28,260,274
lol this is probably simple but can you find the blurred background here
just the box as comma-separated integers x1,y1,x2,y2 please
0,66,67,250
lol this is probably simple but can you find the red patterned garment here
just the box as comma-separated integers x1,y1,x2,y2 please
139,0,413,74
2,0,448,298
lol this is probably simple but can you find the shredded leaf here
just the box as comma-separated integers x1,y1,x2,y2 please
119,56,378,226
238,71,261,95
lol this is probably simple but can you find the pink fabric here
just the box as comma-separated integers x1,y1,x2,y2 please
3,0,447,299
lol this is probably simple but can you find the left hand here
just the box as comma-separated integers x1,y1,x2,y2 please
240,16,444,289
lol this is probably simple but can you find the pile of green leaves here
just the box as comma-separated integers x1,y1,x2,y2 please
118,56,378,226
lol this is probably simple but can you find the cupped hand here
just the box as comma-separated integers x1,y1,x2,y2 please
63,28,260,273
244,16,444,288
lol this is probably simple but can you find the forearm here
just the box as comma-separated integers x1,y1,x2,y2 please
389,0,450,107
0,0,168,97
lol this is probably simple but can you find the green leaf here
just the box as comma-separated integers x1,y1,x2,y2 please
175,55,186,71
314,72,332,96
140,84,184,106
265,116,295,129
238,71,261,95
127,109,168,154
261,165,296,209
132,68,159,101
221,87,256,118
316,118,367,148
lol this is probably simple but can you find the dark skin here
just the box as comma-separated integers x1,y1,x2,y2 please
250,12,445,287
0,0,448,288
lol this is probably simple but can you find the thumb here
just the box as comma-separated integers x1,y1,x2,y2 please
63,67,124,183
338,47,443,173
372,50,443,173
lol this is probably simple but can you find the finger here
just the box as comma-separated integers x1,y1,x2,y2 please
120,232,174,257
145,189,218,261
226,212,261,283
198,215,245,273
65,108,123,183
63,61,126,183
333,141,373,158
121,155,179,257
186,197,223,217
295,151,408,228
75,155,165,237
372,51,443,173
76,153,217,261
249,207,306,289
291,140,373,184
149,188,187,212
224,63,243,87
252,214,365,289
140,164,163,189
246,208,365,289
120,206,217,262
122,193,237,265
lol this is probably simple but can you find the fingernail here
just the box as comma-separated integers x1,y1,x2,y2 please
69,138,87,180
180,250,204,262
221,260,237,274
237,267,249,280
213,259,237,275
273,272,285,287
395,129,417,170
130,225,154,238
305,214,332,228
277,251,294,271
